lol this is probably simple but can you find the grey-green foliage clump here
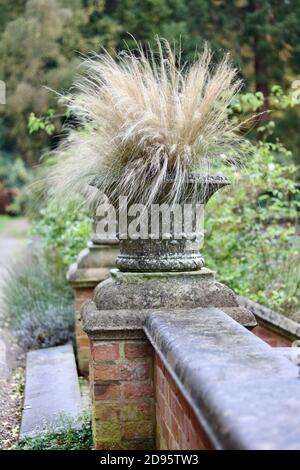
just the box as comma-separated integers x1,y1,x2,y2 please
1,246,74,350
16,415,92,451
1,196,91,350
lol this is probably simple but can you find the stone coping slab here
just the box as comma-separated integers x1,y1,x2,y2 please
239,296,300,340
275,347,300,362
20,344,83,437
144,307,300,450
82,301,255,340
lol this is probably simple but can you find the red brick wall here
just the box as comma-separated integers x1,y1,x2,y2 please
90,339,155,450
88,337,214,450
252,325,291,347
155,354,213,450
74,287,95,376
86,315,293,449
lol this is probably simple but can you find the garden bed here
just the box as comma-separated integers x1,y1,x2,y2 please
0,330,25,450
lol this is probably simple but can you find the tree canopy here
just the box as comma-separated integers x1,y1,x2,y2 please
1,0,300,165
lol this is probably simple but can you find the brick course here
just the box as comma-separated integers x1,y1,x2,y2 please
155,354,213,450
87,312,293,450
86,306,293,449
89,335,214,449
89,339,155,450
252,325,291,347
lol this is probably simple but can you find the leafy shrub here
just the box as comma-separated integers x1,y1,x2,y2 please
16,414,92,450
205,141,300,316
0,154,33,215
32,198,91,267
0,154,32,189
1,245,74,349
203,85,300,317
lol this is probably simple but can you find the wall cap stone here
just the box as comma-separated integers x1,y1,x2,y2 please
81,302,256,340
81,301,147,340
239,296,300,340
144,307,300,450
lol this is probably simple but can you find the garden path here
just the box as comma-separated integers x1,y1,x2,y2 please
0,217,29,449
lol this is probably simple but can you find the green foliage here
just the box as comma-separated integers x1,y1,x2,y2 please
200,0,300,91
1,193,91,351
231,84,300,118
32,198,91,267
205,128,300,315
230,91,265,114
1,245,74,350
1,1,300,165
28,111,56,136
28,98,71,136
0,154,33,214
16,414,92,450
0,0,81,164
0,154,32,189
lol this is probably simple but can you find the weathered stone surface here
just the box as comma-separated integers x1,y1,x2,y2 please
94,269,234,310
20,344,83,437
221,307,257,328
275,347,300,363
68,242,119,287
81,302,146,340
239,295,300,340
117,250,204,273
90,269,256,329
115,175,229,272
116,239,205,272
82,303,256,340
144,307,300,450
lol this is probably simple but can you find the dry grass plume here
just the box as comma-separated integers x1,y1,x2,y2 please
49,38,250,206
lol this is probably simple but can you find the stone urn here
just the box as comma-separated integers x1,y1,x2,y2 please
83,173,256,331
115,174,229,272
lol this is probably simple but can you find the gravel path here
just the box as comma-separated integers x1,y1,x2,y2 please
0,217,29,449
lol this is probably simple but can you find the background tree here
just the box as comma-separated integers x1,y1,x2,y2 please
1,0,300,166
0,0,81,164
